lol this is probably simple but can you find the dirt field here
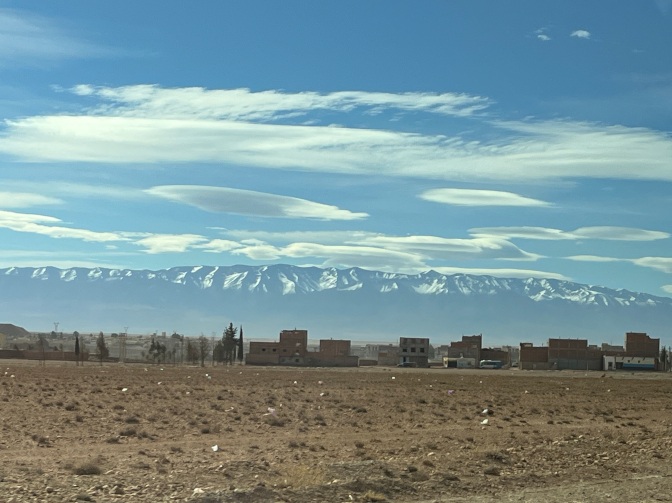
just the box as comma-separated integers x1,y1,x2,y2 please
1,361,671,503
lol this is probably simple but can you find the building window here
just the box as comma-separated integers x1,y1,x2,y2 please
262,348,266,352
411,348,416,353
283,349,287,352
402,348,408,352
420,348,425,353
295,359,300,363
272,348,277,352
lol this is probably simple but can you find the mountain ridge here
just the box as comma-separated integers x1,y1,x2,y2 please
1,264,670,344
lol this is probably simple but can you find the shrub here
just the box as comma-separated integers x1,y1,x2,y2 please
74,463,101,476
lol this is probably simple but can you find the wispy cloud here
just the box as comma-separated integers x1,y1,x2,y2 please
662,285,672,294
570,30,591,39
132,234,208,254
71,85,492,120
0,209,123,242
419,188,551,207
0,9,118,65
3,87,672,183
471,226,670,241
537,34,551,41
0,191,62,208
146,185,368,220
566,255,672,273
433,266,570,281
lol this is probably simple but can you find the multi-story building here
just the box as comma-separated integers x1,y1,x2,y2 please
399,337,430,367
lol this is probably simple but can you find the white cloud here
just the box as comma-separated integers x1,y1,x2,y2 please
146,185,368,220
565,255,623,263
570,30,591,39
537,34,551,41
662,285,672,294
220,229,379,245
572,226,669,241
565,255,672,274
4,98,672,183
432,266,570,281
132,234,208,254
71,85,492,120
356,235,541,261
420,188,550,207
0,191,62,208
281,242,429,273
0,9,116,65
471,226,670,241
0,209,123,242
632,257,672,274
195,239,242,253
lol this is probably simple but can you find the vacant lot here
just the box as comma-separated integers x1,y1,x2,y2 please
0,362,671,502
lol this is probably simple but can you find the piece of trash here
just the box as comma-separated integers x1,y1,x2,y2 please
187,376,191,379
607,389,610,392
207,376,212,379
268,407,277,416
157,382,162,385
318,381,323,385
482,409,489,414
205,374,209,377
566,387,570,391
186,391,190,395
447,390,455,394
121,387,128,392
10,375,15,378
481,419,488,425
479,381,482,384
524,390,529,394
293,381,297,384
319,392,325,396
391,377,396,380
160,368,163,371
193,488,205,495
211,445,219,452
144,368,148,371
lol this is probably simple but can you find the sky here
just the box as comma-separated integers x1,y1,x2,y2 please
0,0,671,297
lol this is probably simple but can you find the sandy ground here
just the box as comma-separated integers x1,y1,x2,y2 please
0,360,671,502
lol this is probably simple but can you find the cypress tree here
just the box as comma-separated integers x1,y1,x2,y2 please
238,326,244,362
74,334,80,366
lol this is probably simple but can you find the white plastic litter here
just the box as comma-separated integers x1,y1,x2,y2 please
193,488,205,494
447,390,455,394
481,419,489,425
121,387,128,392
391,377,396,380
158,382,162,385
268,407,277,416
211,445,219,452
320,392,325,396
482,409,489,414
318,381,323,385
293,381,297,384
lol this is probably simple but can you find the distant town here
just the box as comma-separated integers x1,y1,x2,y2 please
0,323,667,372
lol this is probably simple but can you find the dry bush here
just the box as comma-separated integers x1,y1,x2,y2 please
278,464,326,489
362,490,387,502
74,462,101,475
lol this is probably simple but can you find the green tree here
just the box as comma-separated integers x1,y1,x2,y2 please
95,332,109,366
222,323,238,365
661,346,668,372
186,339,199,365
74,334,80,366
238,326,244,363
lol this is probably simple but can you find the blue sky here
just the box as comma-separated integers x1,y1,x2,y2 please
0,0,671,296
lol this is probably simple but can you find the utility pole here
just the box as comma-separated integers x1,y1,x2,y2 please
53,322,59,333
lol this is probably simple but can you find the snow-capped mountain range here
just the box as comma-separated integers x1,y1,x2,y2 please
1,265,670,344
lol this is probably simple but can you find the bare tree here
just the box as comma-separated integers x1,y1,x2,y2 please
95,332,109,366
198,335,210,367
36,335,47,367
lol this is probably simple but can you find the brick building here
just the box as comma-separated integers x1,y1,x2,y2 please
246,329,358,367
399,337,430,367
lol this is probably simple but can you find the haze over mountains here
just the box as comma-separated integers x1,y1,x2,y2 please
1,265,669,345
